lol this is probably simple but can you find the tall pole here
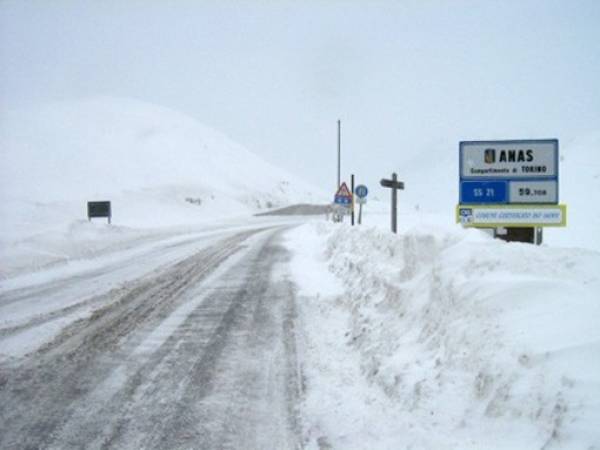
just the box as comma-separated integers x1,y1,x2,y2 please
391,172,398,233
337,119,341,189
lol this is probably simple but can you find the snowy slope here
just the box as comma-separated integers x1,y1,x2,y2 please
551,133,600,250
0,97,323,230
0,97,325,276
287,222,600,449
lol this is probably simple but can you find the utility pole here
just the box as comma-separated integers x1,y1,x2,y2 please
391,174,397,232
337,119,341,190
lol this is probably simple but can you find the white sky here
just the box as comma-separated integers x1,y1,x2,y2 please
1,0,599,193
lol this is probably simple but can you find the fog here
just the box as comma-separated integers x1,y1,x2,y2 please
1,0,599,193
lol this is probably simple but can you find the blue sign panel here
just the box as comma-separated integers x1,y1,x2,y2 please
355,185,368,198
334,196,352,205
460,181,508,204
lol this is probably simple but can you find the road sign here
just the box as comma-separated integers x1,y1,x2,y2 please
87,201,112,224
355,185,368,199
456,204,567,228
380,179,404,189
380,173,405,233
460,181,508,204
460,139,558,179
334,182,353,205
459,139,559,205
509,180,558,203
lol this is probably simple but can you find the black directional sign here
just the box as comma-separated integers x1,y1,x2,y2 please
380,173,405,234
380,179,405,190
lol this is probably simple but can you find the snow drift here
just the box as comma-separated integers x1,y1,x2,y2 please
288,222,600,449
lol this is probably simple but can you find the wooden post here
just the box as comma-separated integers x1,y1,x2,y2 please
351,174,355,226
380,173,405,234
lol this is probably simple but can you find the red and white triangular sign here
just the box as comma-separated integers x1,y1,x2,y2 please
335,182,353,198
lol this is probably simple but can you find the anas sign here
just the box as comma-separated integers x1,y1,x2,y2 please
459,139,559,205
334,182,353,206
460,139,558,179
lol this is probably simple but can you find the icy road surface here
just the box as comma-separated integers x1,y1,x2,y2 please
0,225,303,449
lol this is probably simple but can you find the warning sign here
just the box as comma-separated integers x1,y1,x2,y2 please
334,182,353,205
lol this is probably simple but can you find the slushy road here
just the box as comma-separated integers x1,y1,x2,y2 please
0,226,303,449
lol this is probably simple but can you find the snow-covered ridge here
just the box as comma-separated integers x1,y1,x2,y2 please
0,97,325,274
0,96,323,205
289,222,600,449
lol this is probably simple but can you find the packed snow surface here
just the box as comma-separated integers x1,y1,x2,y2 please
287,218,600,450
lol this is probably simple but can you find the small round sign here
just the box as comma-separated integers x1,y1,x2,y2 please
355,184,368,199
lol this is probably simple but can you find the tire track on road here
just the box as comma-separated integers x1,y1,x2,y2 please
0,228,272,449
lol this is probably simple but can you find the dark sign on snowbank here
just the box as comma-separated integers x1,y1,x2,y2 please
87,201,112,224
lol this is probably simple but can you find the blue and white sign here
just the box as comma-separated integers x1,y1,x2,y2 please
459,139,559,204
334,196,352,205
460,181,507,204
334,182,353,206
355,185,368,199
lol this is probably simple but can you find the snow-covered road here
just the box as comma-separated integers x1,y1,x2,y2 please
2,215,599,450
0,225,303,449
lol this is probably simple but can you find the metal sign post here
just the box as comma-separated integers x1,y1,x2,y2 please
380,173,405,234
337,120,341,190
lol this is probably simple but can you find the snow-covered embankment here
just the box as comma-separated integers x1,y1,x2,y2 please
287,222,600,449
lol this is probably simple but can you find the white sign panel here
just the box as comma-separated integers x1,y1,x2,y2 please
460,140,558,179
457,204,567,227
509,180,558,203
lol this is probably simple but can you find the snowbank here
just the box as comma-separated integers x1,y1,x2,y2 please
288,222,600,449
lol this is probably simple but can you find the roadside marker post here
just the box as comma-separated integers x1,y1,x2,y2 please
380,173,405,234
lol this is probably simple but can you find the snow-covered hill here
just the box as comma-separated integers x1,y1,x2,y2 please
0,97,324,233
0,97,325,277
